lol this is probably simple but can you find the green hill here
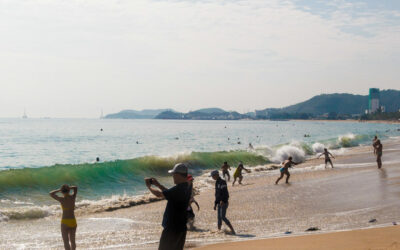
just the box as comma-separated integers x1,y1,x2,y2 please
257,89,400,118
104,109,172,119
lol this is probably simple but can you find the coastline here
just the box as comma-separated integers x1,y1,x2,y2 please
290,119,400,124
195,225,400,250
1,136,400,248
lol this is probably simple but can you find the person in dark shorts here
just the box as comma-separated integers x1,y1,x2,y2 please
374,140,383,169
145,163,191,250
186,174,200,230
210,170,236,234
275,156,298,184
318,148,335,168
220,162,231,182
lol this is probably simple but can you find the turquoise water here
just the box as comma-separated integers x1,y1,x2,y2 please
0,118,399,204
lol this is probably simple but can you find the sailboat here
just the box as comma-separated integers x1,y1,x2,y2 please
22,109,28,119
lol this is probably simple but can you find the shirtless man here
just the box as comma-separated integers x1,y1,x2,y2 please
318,148,335,168
374,140,383,169
275,156,298,184
221,162,231,182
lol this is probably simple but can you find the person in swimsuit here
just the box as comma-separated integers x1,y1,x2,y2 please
232,162,250,186
374,140,383,169
275,156,298,184
318,148,335,168
50,184,78,250
220,162,231,182
186,174,200,230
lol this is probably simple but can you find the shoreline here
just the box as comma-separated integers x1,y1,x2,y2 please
195,225,400,250
290,119,400,124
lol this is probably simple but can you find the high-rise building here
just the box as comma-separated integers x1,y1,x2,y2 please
368,88,380,113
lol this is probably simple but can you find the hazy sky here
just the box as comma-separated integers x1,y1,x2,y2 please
1,0,400,118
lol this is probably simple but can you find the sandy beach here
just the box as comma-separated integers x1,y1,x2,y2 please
1,137,400,249
196,226,400,250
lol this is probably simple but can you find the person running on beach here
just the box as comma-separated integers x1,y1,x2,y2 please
374,140,383,169
220,162,231,182
232,162,250,186
275,156,298,184
186,174,200,230
145,163,191,250
318,148,335,168
210,170,236,235
49,184,78,250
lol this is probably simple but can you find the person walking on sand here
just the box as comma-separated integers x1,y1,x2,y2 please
232,162,250,186
210,170,236,234
221,161,231,182
145,163,191,250
186,174,200,230
49,184,78,250
275,156,298,184
318,148,335,168
374,140,383,169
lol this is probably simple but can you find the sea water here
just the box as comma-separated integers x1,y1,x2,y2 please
0,118,399,216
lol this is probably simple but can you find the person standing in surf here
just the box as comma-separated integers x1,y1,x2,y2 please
220,161,231,182
210,170,236,235
275,156,298,184
232,162,250,186
374,140,383,169
144,163,191,250
372,136,378,155
49,184,78,250
318,148,335,168
186,174,200,230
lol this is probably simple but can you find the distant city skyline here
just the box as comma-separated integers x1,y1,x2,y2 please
1,0,400,118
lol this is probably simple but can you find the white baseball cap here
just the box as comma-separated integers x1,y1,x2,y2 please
168,163,188,174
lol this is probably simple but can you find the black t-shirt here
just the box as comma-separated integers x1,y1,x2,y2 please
162,182,191,231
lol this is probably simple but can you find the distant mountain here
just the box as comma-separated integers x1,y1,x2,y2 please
155,109,249,120
256,89,400,118
105,109,172,119
193,108,226,114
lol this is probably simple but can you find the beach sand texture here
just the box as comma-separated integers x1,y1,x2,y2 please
1,138,399,249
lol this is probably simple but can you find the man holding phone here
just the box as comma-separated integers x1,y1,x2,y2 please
145,163,191,250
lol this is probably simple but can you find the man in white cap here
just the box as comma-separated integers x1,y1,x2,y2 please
145,163,191,250
210,170,236,235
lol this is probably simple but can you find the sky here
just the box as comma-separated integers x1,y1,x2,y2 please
0,0,399,118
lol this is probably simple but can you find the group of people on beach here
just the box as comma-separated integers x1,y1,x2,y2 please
49,135,384,250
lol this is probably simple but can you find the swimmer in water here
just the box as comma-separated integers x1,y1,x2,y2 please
318,148,335,168
275,156,298,184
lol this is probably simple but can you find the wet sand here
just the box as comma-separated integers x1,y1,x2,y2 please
1,139,400,249
196,226,400,250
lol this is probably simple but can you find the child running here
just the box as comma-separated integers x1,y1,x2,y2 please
220,161,231,182
318,148,335,168
232,162,250,186
275,156,298,184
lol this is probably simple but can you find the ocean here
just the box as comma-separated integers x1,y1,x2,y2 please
0,119,399,207
1,118,400,249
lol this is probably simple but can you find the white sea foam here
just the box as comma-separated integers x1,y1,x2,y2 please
312,142,325,153
272,145,306,163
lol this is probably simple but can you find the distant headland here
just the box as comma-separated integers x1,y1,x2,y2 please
104,89,400,121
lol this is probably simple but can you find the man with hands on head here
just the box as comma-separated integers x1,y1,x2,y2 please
145,163,191,250
210,170,236,235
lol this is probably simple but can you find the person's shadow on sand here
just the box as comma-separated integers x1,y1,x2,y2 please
234,233,256,238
